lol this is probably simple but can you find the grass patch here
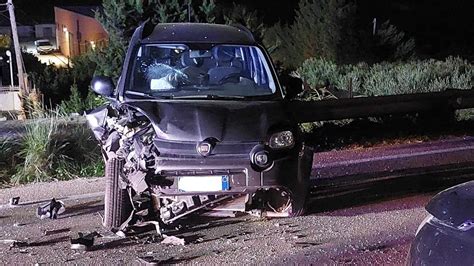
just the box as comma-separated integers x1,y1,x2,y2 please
2,111,104,185
0,137,19,185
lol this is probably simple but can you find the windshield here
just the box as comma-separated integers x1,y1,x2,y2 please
126,44,278,99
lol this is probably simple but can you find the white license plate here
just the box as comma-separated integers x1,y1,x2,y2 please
178,175,229,192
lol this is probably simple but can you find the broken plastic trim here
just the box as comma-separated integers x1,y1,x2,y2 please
36,199,65,220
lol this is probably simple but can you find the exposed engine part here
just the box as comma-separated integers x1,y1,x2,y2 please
154,194,233,224
247,188,293,218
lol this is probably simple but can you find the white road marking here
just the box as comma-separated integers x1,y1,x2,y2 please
314,145,474,168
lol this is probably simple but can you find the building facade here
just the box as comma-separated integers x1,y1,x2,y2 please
35,24,56,39
54,6,108,58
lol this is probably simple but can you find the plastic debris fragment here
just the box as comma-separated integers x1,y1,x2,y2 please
36,198,65,219
9,197,20,206
160,235,185,246
70,232,96,251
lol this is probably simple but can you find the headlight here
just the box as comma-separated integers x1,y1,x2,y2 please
269,131,295,149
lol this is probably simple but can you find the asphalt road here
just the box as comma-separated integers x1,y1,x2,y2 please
1,124,472,264
0,178,432,264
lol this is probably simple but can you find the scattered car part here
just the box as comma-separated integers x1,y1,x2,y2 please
70,232,96,251
13,223,26,227
36,199,65,219
160,235,185,246
9,197,20,206
43,228,71,236
408,181,474,265
0,239,28,248
136,256,159,265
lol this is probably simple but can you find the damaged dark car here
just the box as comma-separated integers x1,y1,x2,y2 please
86,23,313,230
409,181,474,265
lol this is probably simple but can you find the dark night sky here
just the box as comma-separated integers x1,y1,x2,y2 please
12,0,474,59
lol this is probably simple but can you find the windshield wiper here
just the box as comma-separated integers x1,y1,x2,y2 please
172,95,246,100
125,91,173,99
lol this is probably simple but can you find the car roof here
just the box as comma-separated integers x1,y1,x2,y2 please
141,23,256,45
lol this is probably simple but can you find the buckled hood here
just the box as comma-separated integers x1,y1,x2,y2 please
124,100,292,142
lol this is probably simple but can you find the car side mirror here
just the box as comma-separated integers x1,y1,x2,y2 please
282,76,304,100
91,76,115,98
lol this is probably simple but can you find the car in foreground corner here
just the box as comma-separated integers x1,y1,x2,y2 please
408,180,474,265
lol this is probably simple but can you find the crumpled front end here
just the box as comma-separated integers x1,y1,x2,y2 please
86,102,312,227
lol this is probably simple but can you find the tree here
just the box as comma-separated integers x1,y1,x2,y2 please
264,0,417,70
93,0,217,81
264,0,358,69
223,4,265,44
374,20,416,61
0,35,11,48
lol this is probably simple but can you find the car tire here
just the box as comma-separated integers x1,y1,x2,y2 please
288,187,307,217
104,158,132,230
288,145,312,217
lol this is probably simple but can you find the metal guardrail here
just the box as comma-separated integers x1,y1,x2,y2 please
289,89,474,123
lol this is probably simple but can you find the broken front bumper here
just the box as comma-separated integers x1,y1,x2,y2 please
150,145,313,196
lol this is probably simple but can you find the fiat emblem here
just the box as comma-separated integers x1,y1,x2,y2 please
197,142,212,157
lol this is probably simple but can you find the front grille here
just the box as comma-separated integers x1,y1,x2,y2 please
154,139,259,157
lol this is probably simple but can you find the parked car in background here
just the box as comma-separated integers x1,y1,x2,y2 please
408,181,474,265
34,39,54,54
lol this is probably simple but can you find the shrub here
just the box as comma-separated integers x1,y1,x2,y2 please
59,84,107,115
0,136,19,184
53,124,103,180
12,112,62,183
298,56,474,97
58,84,83,115
10,110,104,184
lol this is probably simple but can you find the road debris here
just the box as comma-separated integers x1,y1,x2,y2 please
13,223,26,227
114,230,127,238
201,210,237,218
70,232,96,251
9,197,20,206
36,199,65,219
0,239,29,248
160,235,185,246
136,256,159,265
43,228,71,236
